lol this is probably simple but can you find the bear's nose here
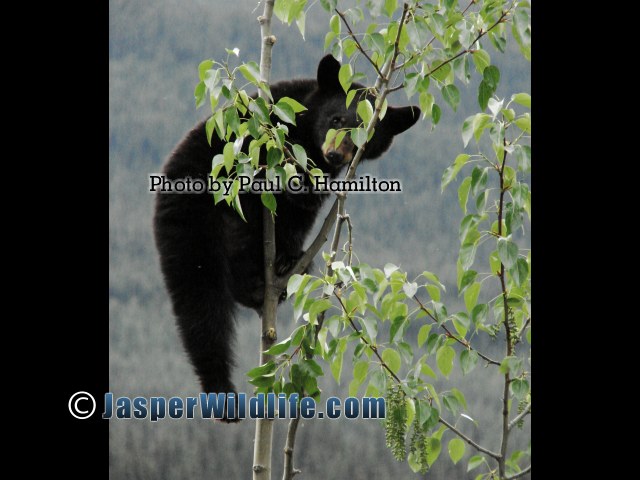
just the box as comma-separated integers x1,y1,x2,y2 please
326,151,343,164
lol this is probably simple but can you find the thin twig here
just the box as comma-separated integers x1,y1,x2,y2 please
335,9,384,79
425,6,513,79
498,136,512,479
333,290,403,385
508,402,531,431
505,465,531,480
282,411,302,480
344,214,353,265
438,417,501,460
413,295,501,366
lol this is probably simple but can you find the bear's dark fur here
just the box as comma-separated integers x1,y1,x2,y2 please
153,55,419,398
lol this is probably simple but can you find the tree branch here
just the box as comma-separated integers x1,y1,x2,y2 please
333,290,403,385
498,137,512,480
275,3,410,289
425,6,512,79
508,402,531,431
438,417,501,460
336,289,501,461
254,2,277,480
282,413,302,480
413,295,500,366
505,465,531,480
335,9,384,79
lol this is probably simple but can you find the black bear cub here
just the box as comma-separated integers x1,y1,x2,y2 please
153,55,419,399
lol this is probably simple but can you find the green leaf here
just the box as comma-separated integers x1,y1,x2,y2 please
384,263,399,277
261,192,277,213
309,298,333,325
441,154,470,191
225,107,241,135
351,128,367,148
205,116,216,144
472,50,490,73
291,325,306,347
418,324,432,347
458,177,471,213
382,348,402,375
448,438,465,465
442,84,460,112
286,276,306,306
460,349,478,375
264,338,291,355
426,437,442,466
464,282,481,312
296,11,307,40
384,0,398,17
432,104,442,125
489,250,501,275
389,315,407,342
223,142,235,174
429,61,451,84
320,0,337,12
461,115,473,147
330,13,340,34
421,271,446,291
478,80,493,111
421,362,436,379
458,270,477,295
360,316,378,340
266,147,283,168
419,92,434,119
499,356,523,376
346,89,357,108
510,378,529,400
367,33,386,56
515,113,531,133
425,284,440,302
497,238,518,268
459,242,477,271
511,92,531,108
509,258,529,287
331,341,345,383
471,303,488,327
357,99,374,124
198,60,213,81
467,455,484,472
483,65,500,90
274,0,292,22
194,81,206,108
248,373,276,388
452,312,470,338
246,360,276,378
273,103,296,125
472,114,492,142
436,345,455,377
239,61,261,85
338,63,353,93
292,144,308,170
278,97,307,113
353,360,369,382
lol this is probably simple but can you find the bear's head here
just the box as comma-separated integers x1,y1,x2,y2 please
302,54,420,173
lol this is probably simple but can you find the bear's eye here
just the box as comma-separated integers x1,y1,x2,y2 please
331,116,343,126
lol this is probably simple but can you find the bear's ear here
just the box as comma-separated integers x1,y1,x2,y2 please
317,54,342,92
381,105,421,135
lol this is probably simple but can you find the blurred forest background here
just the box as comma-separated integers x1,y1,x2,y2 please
109,0,530,478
